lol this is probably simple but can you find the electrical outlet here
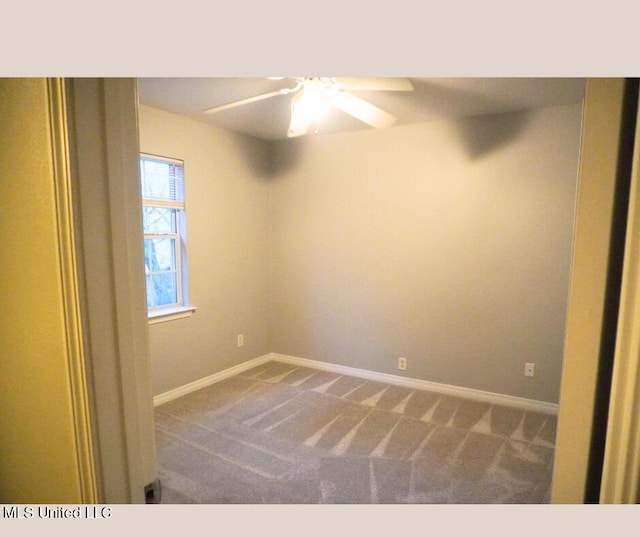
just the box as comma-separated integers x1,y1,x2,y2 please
237,334,244,348
524,362,535,377
398,357,407,371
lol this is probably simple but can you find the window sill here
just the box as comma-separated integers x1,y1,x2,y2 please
148,305,197,325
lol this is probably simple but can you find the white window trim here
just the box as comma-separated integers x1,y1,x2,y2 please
148,305,197,325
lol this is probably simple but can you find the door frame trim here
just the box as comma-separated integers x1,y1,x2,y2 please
48,77,98,503
600,87,640,503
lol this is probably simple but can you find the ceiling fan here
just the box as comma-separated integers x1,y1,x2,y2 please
202,77,414,138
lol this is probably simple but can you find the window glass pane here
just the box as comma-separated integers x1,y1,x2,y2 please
144,237,178,308
144,238,177,272
146,271,178,309
140,157,184,203
143,206,178,234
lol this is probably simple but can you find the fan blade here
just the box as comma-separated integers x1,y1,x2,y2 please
331,92,397,129
334,77,413,92
203,85,298,114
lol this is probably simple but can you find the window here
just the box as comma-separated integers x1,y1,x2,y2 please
140,153,195,322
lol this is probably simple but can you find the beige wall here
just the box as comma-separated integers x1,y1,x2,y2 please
138,106,272,395
139,102,582,404
270,104,582,403
0,79,87,502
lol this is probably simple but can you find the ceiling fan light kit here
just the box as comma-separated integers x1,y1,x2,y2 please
203,77,414,139
288,79,334,137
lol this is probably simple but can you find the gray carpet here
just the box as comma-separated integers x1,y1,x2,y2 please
154,360,556,503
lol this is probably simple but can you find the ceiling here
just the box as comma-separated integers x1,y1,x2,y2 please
137,78,586,142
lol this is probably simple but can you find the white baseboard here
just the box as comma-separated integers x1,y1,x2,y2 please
271,353,559,415
153,354,272,407
153,351,558,415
